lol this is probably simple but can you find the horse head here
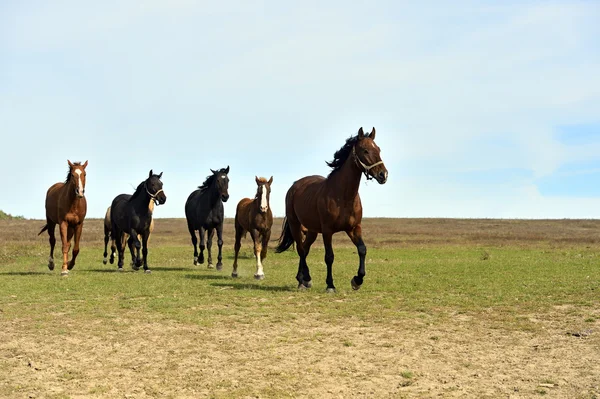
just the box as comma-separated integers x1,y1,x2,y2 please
210,166,230,202
255,176,273,213
354,127,388,184
67,160,88,198
146,170,167,205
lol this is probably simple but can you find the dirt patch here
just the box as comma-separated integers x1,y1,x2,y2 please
1,310,598,398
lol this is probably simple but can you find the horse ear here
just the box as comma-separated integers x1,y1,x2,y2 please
82,160,88,168
268,176,273,185
369,127,376,140
68,160,74,168
358,127,365,139
210,169,216,174
255,176,260,185
225,165,230,174
158,172,163,179
149,170,153,178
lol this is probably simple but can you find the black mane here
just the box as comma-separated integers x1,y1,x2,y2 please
198,168,227,192
326,135,360,176
65,162,82,183
130,179,148,201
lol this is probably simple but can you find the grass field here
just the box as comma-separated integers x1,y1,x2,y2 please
1,218,599,398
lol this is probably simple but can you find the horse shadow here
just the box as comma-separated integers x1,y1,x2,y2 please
184,274,231,281
210,282,294,292
0,271,49,276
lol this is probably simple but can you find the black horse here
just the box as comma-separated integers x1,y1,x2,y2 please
185,166,230,270
110,170,166,273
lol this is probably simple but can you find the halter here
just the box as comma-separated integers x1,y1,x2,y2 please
353,146,384,180
145,183,164,205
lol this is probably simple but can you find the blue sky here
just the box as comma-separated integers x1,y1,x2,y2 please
1,1,599,219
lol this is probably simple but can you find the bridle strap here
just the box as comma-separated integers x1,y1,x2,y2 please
145,184,163,205
353,147,384,180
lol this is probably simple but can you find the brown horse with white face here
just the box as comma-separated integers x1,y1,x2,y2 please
276,127,387,292
232,176,273,280
39,160,88,276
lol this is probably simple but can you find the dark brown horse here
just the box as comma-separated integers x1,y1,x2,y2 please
38,160,88,276
232,176,273,279
276,127,388,292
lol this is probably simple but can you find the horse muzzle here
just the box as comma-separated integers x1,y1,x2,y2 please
222,194,230,202
156,194,167,205
373,167,388,184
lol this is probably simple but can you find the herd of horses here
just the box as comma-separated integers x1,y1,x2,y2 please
39,127,388,291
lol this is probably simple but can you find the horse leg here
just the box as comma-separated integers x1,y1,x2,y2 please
110,235,117,264
113,227,125,271
58,222,70,276
141,231,151,274
216,223,224,271
346,225,366,290
206,227,215,269
300,231,318,288
127,235,139,270
288,218,312,288
67,223,83,270
323,232,336,293
198,227,206,265
232,222,244,278
46,222,56,270
103,225,110,265
250,229,265,280
261,229,271,263
129,229,142,268
187,223,199,265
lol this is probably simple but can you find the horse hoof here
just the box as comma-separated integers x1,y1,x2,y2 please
207,264,214,269
199,256,205,264
144,269,151,274
103,258,108,265
132,266,140,271
193,257,198,266
326,287,336,294
254,274,265,280
216,263,223,271
117,267,124,272
298,283,308,290
351,277,361,291
109,258,115,265
303,280,312,288
60,271,69,276
67,263,75,270
231,272,238,278
48,263,54,271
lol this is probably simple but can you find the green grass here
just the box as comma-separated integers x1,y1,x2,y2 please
1,242,598,330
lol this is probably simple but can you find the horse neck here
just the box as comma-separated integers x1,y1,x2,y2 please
206,182,221,207
132,189,152,215
62,178,80,208
327,154,362,201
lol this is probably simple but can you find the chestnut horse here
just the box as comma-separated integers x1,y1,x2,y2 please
232,176,273,280
102,204,154,265
276,127,388,292
110,170,166,273
184,167,230,270
38,160,88,276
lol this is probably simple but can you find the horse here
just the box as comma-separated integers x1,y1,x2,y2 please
110,170,166,273
275,127,388,292
232,176,273,280
38,160,88,276
102,204,154,265
184,167,230,270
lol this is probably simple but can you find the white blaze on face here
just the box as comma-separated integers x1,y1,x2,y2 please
260,185,268,211
75,169,84,196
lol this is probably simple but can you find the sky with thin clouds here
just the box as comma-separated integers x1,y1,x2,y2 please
1,1,599,219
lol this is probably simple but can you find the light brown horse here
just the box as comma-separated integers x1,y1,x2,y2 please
38,160,88,276
276,127,387,292
103,204,154,266
232,176,273,280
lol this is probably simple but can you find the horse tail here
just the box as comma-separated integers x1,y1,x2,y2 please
38,224,48,236
275,217,295,253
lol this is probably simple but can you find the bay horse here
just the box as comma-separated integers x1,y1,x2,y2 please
38,160,88,276
276,127,388,292
184,167,230,270
102,204,154,265
110,170,166,273
232,176,273,280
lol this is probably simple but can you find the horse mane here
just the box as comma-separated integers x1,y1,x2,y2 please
198,168,228,192
129,180,147,201
326,134,362,176
64,162,82,183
